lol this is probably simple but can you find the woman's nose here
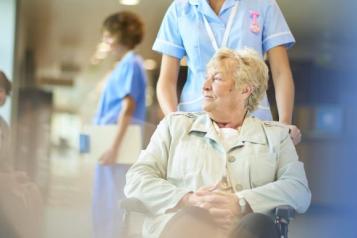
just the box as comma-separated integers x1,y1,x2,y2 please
203,78,212,91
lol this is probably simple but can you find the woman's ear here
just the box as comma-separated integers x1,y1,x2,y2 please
241,85,255,98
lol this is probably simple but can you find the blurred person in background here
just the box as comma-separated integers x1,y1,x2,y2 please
0,71,43,238
0,70,11,167
153,0,301,145
92,11,147,238
125,48,310,238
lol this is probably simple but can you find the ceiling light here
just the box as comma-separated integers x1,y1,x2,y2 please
120,0,140,5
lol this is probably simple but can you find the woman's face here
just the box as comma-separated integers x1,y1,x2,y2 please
101,31,120,52
202,61,251,117
202,62,238,112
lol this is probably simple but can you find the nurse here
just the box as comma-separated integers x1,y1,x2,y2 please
153,0,301,144
92,11,147,238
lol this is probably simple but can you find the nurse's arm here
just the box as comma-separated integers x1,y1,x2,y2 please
156,54,180,115
267,45,294,125
112,95,136,149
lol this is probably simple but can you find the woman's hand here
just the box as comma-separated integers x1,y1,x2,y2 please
99,147,118,165
181,186,242,230
178,185,215,208
167,186,213,213
196,190,240,230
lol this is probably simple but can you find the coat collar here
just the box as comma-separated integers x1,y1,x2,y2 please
188,0,239,7
189,0,239,18
189,113,267,145
220,0,239,13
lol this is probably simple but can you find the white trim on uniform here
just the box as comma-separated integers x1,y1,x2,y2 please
263,31,292,43
155,39,185,50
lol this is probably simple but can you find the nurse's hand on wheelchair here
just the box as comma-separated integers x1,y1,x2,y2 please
286,124,302,145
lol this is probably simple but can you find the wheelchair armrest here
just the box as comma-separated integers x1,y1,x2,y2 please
274,205,295,224
120,198,150,214
274,206,295,238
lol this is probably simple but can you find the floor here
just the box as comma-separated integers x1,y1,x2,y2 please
43,148,95,238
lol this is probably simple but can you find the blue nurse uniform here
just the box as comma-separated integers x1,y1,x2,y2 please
92,51,146,238
153,0,295,120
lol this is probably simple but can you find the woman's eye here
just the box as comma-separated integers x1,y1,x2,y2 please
205,74,213,81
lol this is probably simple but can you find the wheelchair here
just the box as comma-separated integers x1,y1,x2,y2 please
120,198,295,238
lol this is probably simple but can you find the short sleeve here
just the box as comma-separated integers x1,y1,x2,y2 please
152,2,186,59
262,0,295,53
121,62,145,103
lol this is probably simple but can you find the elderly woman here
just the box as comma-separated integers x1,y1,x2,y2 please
125,48,311,238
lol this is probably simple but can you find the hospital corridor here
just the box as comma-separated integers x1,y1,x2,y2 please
0,0,356,237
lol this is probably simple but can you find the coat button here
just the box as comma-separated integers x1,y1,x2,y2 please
228,155,236,163
235,184,243,191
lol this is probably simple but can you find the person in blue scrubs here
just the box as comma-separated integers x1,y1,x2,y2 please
153,0,301,144
92,11,147,238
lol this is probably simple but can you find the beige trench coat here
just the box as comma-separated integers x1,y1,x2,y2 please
125,112,311,237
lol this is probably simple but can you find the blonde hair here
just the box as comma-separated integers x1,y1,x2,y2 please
207,48,269,112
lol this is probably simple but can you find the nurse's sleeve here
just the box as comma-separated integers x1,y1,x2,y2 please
124,116,191,215
122,62,145,103
262,0,296,53
237,130,311,214
152,2,186,59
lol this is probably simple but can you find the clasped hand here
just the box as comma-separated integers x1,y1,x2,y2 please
182,185,241,230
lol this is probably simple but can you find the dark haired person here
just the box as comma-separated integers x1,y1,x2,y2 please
0,70,16,238
0,71,11,105
0,70,11,166
0,71,43,238
92,11,147,238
